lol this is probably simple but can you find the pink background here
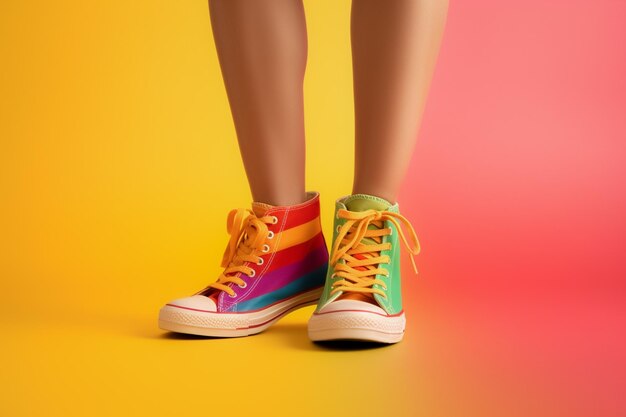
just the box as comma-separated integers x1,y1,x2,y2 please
399,1,626,415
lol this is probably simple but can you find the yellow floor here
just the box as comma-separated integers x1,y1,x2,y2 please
1,307,431,417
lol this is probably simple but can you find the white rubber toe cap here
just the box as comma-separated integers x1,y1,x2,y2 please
318,299,387,315
167,295,217,312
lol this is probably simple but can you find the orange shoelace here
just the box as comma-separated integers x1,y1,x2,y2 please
330,209,421,299
207,208,277,297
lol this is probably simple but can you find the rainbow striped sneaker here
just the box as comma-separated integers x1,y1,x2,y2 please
307,194,421,344
159,192,328,337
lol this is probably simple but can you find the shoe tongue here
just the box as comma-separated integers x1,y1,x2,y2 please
251,201,273,218
338,194,392,305
344,194,392,212
205,201,272,301
343,194,392,245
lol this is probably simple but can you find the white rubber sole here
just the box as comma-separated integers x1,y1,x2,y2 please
158,287,323,337
307,310,406,344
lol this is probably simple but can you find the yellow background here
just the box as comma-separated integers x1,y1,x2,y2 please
1,1,426,416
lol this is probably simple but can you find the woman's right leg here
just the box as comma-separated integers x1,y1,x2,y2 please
208,0,308,206
159,1,327,337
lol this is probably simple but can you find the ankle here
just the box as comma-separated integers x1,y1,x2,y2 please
252,191,309,207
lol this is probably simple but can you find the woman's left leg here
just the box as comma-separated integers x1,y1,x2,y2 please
351,0,449,203
308,0,448,344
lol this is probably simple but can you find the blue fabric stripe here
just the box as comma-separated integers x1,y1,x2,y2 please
235,263,327,312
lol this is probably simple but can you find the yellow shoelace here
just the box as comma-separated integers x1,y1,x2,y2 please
207,208,275,297
330,209,421,298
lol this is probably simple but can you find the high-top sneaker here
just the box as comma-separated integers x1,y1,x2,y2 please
159,191,328,337
307,194,421,344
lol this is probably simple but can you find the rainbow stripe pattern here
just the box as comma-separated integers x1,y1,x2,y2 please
207,192,328,313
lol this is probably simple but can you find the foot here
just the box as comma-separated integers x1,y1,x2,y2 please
307,194,420,344
159,191,329,337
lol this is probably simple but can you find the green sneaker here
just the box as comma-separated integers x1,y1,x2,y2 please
307,193,420,343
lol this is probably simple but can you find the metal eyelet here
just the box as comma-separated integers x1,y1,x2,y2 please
238,282,247,289
248,269,256,278
262,244,270,253
270,216,278,224
267,231,275,239
229,292,237,298
336,225,340,233
257,258,264,265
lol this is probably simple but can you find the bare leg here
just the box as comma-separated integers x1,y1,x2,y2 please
208,0,308,206
351,0,448,203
